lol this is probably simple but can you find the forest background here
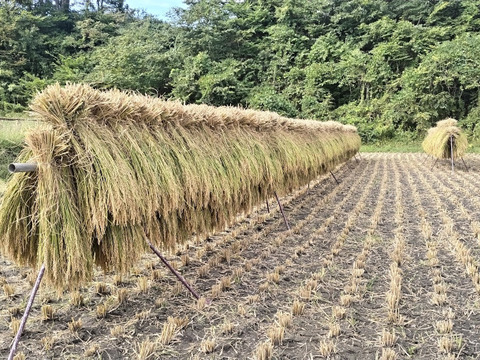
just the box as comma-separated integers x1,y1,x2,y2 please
1,0,480,144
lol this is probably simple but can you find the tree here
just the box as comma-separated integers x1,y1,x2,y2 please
86,20,178,94
383,33,480,131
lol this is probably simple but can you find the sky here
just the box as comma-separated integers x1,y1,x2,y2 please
125,0,186,19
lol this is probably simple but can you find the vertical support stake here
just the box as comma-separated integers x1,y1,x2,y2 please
450,135,454,173
273,191,290,230
431,158,439,170
461,157,469,172
8,264,45,360
266,198,270,213
421,154,431,165
330,171,340,185
147,240,200,300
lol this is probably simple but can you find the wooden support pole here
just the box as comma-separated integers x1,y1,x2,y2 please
273,191,290,230
330,171,339,185
147,240,200,300
266,198,270,213
430,158,439,170
421,154,431,165
9,264,45,360
450,135,455,173
461,157,469,172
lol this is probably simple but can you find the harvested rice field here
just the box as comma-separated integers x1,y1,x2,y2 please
2,152,480,359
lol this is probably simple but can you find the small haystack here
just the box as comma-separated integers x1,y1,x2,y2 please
422,118,468,159
0,84,361,289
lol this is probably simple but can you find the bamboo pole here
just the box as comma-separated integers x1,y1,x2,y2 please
274,191,290,230
450,135,454,173
421,154,431,165
461,157,469,172
8,264,45,360
330,171,339,185
147,240,200,300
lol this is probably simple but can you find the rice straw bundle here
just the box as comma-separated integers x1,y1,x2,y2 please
0,84,361,289
422,118,468,159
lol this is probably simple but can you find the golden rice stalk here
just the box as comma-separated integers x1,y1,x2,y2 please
0,84,361,289
422,118,468,159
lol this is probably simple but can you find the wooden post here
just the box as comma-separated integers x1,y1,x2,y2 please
274,191,290,230
8,264,45,360
147,240,200,300
450,135,454,173
421,154,431,165
266,198,270,213
461,157,469,172
330,171,340,185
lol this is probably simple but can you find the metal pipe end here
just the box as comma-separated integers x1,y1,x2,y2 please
8,163,38,173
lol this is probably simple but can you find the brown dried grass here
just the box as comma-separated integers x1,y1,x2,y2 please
422,118,468,159
0,84,360,289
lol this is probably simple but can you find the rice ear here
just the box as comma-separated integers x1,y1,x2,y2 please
0,83,361,289
436,118,458,128
422,118,468,159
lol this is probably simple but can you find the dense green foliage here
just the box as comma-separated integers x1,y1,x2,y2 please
1,0,480,141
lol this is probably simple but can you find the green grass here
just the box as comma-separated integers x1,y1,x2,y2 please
0,179,5,200
0,111,31,119
0,119,39,180
361,139,480,154
467,143,480,153
0,119,37,142
361,140,422,153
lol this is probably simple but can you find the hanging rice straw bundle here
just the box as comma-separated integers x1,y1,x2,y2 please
0,84,361,289
422,118,468,159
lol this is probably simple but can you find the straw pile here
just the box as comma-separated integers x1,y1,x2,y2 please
422,118,468,159
0,84,361,289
